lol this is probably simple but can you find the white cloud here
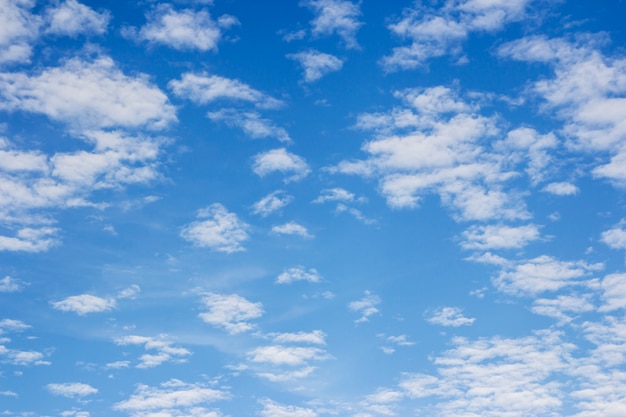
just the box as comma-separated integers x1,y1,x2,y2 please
349,291,380,323
169,72,283,109
252,190,293,217
271,221,313,239
0,56,177,130
302,0,362,49
387,335,414,346
259,399,317,417
252,148,311,182
542,181,579,196
115,335,191,368
128,4,238,51
207,109,291,142
312,187,359,203
0,0,40,64
180,203,249,253
531,294,595,323
333,86,531,221
460,224,541,250
0,276,24,292
46,382,97,398
599,273,626,312
426,307,475,327
114,379,229,415
0,227,59,252
248,345,329,366
399,330,572,416
0,319,30,334
51,294,116,315
287,50,344,82
499,35,626,185
276,266,321,284
601,225,626,250
382,0,532,71
492,255,603,296
198,293,263,334
117,285,140,300
44,0,109,37
269,330,326,345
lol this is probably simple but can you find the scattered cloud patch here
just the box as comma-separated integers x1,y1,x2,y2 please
0,319,30,334
51,294,116,315
349,291,380,323
207,109,291,142
287,50,344,82
44,0,109,37
426,306,475,327
259,399,317,417
181,203,249,253
302,0,362,49
276,266,322,284
601,224,626,250
271,221,313,239
461,224,541,250
0,276,25,292
543,181,579,196
115,335,190,368
198,293,263,334
169,72,283,109
47,382,97,398
117,285,140,300
268,330,326,345
0,227,59,252
253,148,311,182
127,4,239,51
252,190,293,217
0,0,40,64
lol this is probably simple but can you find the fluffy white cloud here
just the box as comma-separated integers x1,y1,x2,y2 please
128,4,238,51
269,330,326,345
426,307,475,327
499,35,626,185
334,86,532,221
271,222,313,239
252,190,293,217
399,330,572,416
492,255,603,296
599,273,626,312
531,294,595,323
44,0,109,37
198,293,263,334
169,72,283,109
207,109,291,142
0,56,176,130
461,224,541,250
0,0,40,64
114,379,229,415
287,50,344,82
349,291,380,323
302,0,362,49
248,345,329,366
0,319,30,333
115,335,190,368
51,294,116,315
253,148,310,182
601,225,626,250
46,382,97,398
276,266,321,284
542,181,579,196
180,204,249,253
259,399,317,417
0,227,58,252
382,0,532,70
0,276,24,292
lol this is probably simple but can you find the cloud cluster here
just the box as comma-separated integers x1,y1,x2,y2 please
302,0,362,49
198,293,263,334
181,204,249,253
115,335,191,368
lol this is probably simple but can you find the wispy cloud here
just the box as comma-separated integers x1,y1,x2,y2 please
276,266,322,284
252,148,311,182
349,291,380,323
426,306,475,327
287,50,344,82
271,221,313,239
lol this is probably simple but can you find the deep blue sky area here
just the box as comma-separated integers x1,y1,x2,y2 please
2,1,626,416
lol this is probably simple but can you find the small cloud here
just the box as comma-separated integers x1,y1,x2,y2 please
198,293,263,334
0,227,59,253
276,266,322,284
252,190,293,217
542,182,579,196
180,204,249,253
46,383,98,398
51,294,116,315
115,335,190,368
302,0,363,49
0,319,31,334
252,148,311,182
426,307,475,327
269,330,326,345
601,224,626,250
0,276,26,293
207,109,290,142
312,187,359,203
272,222,314,239
349,291,380,323
287,49,344,82
461,224,541,250
117,285,140,300
44,0,110,37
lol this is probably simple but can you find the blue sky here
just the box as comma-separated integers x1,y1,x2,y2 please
2,0,626,416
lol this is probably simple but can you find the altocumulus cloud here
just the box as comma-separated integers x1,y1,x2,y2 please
46,382,97,398
199,293,263,334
